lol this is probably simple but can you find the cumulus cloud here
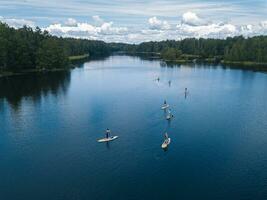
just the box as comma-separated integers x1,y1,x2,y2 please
92,15,104,26
0,16,35,28
176,22,238,38
148,17,170,30
65,18,77,26
43,13,267,43
3,13,267,43
175,12,267,39
142,12,267,42
181,11,207,26
45,18,128,41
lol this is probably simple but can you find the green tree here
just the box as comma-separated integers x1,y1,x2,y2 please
161,48,182,60
37,38,68,69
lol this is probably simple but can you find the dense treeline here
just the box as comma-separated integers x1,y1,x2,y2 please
2,21,267,72
114,36,267,65
112,39,227,58
0,22,110,71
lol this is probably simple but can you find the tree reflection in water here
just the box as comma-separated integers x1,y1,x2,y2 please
0,71,70,111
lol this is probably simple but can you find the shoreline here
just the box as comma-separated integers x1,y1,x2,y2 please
163,59,267,71
1,54,267,78
128,51,267,70
69,54,90,62
0,67,73,78
0,54,90,78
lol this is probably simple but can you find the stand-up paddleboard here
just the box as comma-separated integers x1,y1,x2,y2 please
161,138,171,149
166,114,174,120
161,104,170,110
98,136,118,143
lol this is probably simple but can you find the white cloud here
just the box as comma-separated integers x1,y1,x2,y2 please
45,19,128,41
43,13,267,43
176,12,267,39
0,16,35,28
92,15,104,26
259,21,267,28
2,13,267,43
65,18,77,26
98,22,127,35
148,17,170,30
181,11,207,26
176,22,238,38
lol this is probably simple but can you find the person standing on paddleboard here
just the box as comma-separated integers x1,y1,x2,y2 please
184,87,188,99
106,128,111,138
165,132,168,140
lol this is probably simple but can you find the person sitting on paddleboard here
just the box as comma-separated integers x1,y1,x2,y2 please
106,128,111,138
164,100,167,105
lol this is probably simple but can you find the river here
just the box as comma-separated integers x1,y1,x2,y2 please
1,55,267,199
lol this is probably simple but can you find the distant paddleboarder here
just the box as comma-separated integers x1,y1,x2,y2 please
106,128,111,138
162,132,171,149
98,129,118,143
166,109,174,120
164,132,169,140
185,87,188,99
161,100,169,110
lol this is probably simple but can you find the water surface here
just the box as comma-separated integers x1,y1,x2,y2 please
1,55,267,200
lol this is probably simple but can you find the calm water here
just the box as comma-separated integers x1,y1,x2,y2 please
1,55,267,200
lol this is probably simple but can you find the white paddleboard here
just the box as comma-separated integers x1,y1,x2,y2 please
166,114,174,120
161,104,169,110
161,138,171,149
98,136,119,143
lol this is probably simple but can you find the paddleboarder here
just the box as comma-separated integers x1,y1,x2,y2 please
106,128,111,138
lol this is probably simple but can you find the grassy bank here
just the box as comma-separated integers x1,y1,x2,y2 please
69,54,90,61
162,54,217,64
0,68,73,78
0,54,90,78
160,52,267,71
222,60,267,67
221,60,267,71
164,59,193,64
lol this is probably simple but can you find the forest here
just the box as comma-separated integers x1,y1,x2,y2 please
1,21,267,73
0,22,110,72
115,37,267,67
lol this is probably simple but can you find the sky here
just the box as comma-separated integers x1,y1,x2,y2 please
1,0,267,43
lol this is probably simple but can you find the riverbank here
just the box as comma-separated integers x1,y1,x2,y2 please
0,54,91,78
221,60,267,69
1,54,267,78
159,53,267,71
0,67,73,78
69,54,90,62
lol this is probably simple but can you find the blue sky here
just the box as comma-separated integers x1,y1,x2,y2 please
1,0,267,43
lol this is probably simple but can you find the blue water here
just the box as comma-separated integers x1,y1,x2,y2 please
1,55,267,200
